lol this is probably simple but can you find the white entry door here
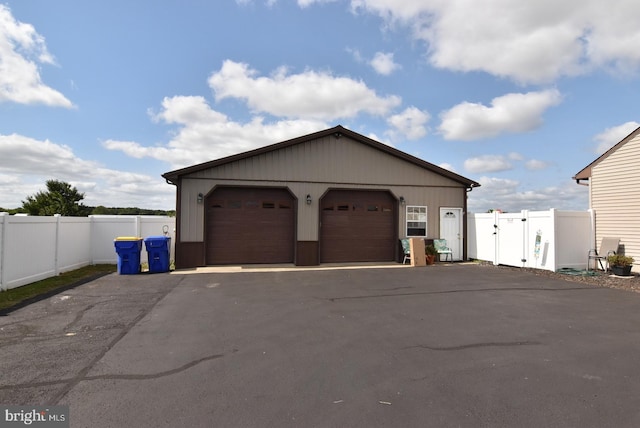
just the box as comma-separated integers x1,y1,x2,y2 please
439,208,463,261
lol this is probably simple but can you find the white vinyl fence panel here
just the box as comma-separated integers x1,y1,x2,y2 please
0,214,175,291
59,216,92,272
90,216,139,263
467,209,593,272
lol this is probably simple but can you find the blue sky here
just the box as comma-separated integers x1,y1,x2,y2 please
1,1,639,212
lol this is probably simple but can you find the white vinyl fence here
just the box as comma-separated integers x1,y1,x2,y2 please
468,209,593,272
0,214,175,291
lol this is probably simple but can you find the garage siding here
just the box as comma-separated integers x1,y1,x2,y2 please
166,126,478,268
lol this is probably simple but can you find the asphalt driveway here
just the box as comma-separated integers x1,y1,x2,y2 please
2,263,640,427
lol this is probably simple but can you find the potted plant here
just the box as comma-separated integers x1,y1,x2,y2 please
425,244,437,265
607,254,635,276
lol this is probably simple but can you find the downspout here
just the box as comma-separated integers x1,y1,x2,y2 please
576,177,595,263
164,177,180,268
464,185,474,261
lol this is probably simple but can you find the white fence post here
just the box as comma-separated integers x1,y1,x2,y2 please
90,215,95,265
54,214,61,276
521,210,529,267
550,208,557,271
0,213,7,291
492,211,498,265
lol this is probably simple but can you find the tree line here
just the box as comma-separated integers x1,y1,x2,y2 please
1,180,175,217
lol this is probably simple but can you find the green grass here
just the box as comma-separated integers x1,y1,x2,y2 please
0,264,116,312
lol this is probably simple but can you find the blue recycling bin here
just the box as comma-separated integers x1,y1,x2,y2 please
144,236,171,273
114,237,143,275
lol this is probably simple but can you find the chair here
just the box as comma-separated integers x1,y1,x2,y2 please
400,239,411,264
588,237,619,271
433,239,453,262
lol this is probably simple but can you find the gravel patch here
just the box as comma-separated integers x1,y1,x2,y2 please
478,262,640,294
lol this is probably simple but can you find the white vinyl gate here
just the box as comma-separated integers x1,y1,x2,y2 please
496,213,526,267
467,209,593,272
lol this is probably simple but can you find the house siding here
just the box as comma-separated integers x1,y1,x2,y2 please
591,132,640,266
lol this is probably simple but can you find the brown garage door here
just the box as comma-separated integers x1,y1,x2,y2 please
320,190,396,263
206,187,295,264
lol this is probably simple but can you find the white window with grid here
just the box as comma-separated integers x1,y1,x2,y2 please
406,206,427,237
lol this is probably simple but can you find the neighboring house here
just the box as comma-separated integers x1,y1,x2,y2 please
573,126,640,271
162,125,480,268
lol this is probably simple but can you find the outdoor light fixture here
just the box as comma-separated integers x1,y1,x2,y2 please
399,196,406,205
306,194,312,205
197,193,204,204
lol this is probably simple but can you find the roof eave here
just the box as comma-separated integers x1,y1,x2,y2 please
573,126,640,184
162,124,481,188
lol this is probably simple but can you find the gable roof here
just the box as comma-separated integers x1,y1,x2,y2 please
573,126,640,183
163,125,480,188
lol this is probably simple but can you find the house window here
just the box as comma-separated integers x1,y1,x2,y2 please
406,206,427,237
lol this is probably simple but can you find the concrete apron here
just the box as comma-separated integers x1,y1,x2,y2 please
172,261,468,274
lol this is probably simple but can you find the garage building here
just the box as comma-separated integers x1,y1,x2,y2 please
162,125,480,268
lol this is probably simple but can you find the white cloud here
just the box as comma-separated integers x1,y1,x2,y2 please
207,60,401,120
347,49,401,75
235,0,278,5
370,52,401,75
105,95,329,169
347,0,640,84
438,90,562,141
387,106,430,140
106,60,410,170
468,177,589,213
346,47,365,63
0,134,171,209
593,121,640,154
298,0,337,7
464,155,512,174
525,159,549,170
0,5,72,107
438,162,456,173
463,152,548,174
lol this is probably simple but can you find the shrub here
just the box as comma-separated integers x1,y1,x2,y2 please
607,254,634,267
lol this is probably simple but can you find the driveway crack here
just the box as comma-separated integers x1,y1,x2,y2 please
84,353,224,381
404,341,541,351
0,353,225,391
328,286,601,301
